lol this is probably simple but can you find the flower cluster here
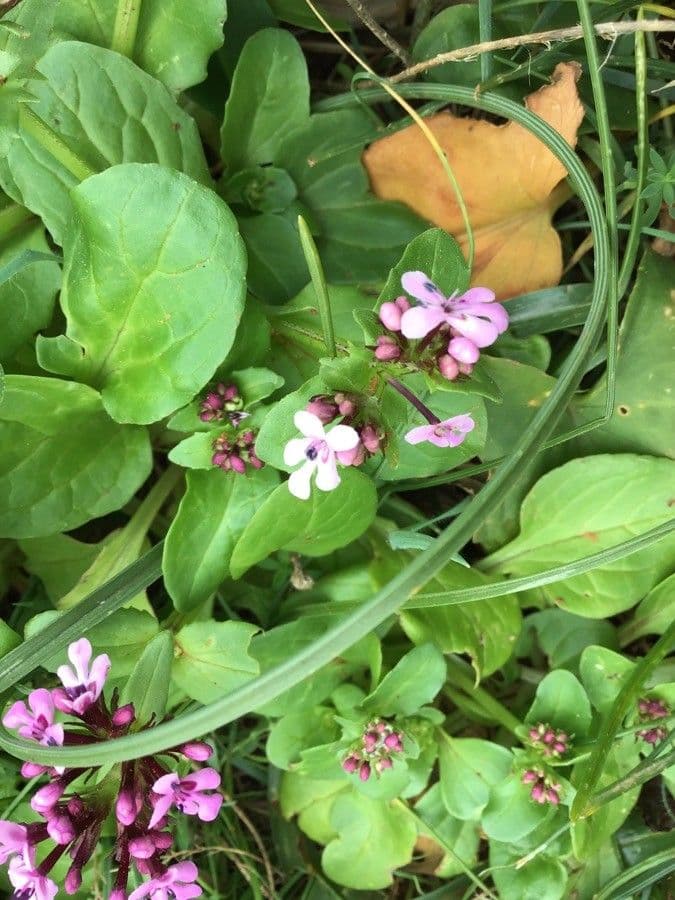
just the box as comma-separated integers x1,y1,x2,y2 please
1,638,222,898
527,723,570,758
636,697,669,746
306,393,383,466
198,383,246,424
341,719,405,782
212,429,263,473
521,768,562,805
375,271,508,381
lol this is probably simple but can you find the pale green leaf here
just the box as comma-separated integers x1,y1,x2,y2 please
171,621,260,704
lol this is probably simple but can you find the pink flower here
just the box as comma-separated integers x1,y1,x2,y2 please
405,414,475,448
148,769,223,829
0,821,28,864
8,846,58,900
3,688,64,747
128,861,203,899
399,272,508,345
53,638,110,715
283,411,359,500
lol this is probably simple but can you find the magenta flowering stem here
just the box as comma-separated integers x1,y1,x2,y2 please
386,378,440,425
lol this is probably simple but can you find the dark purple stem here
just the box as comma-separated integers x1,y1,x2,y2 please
387,378,440,424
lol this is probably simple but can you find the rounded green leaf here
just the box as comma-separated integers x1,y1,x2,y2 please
482,774,555,843
163,467,279,612
38,164,247,424
579,646,634,715
230,469,378,577
121,630,174,726
439,737,513,820
361,644,446,717
0,376,151,538
525,670,593,738
322,793,417,889
491,847,567,900
622,572,675,642
171,621,260,705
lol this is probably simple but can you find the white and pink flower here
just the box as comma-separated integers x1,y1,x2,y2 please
283,411,359,500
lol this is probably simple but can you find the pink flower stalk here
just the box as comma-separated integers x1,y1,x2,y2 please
341,719,406,781
198,383,242,422
521,769,561,805
636,697,669,745
405,414,475,448
2,689,64,749
211,430,263,474
53,638,110,715
128,861,203,899
283,411,360,500
8,846,58,900
378,296,410,332
528,723,570,758
399,272,508,345
0,638,222,899
148,769,223,829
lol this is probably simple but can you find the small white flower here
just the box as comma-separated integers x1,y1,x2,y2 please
283,411,359,500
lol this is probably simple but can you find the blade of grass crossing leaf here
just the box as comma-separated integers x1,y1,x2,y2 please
577,0,618,422
570,620,675,819
617,13,648,300
587,746,675,818
18,107,95,181
111,0,142,57
0,249,61,287
0,85,611,766
478,0,493,82
594,848,675,900
297,215,336,358
0,542,164,694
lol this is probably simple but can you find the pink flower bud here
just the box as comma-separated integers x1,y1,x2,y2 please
384,732,403,752
31,781,64,813
306,396,338,424
521,770,538,784
553,741,567,754
47,814,75,845
152,830,173,851
65,866,82,894
447,336,480,365
359,762,371,782
377,757,393,771
379,301,404,332
543,729,556,744
530,784,546,803
458,362,474,375
359,424,381,453
363,732,378,752
438,354,459,380
21,762,47,778
67,796,84,818
129,836,156,859
336,443,365,467
374,335,401,361
180,742,213,762
342,755,359,774
248,452,264,469
116,789,140,826
112,703,135,727
229,455,247,474
546,788,560,805
212,452,229,469
337,398,356,417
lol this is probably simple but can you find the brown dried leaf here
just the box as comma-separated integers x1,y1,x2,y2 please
363,62,584,298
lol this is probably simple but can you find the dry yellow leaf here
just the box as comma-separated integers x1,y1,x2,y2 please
363,62,584,299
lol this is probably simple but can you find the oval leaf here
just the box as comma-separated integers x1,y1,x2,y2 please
121,630,174,725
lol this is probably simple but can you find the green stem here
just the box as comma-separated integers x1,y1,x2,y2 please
478,0,493,82
446,656,522,735
571,620,675,819
19,107,95,182
111,0,143,57
0,203,35,240
617,13,648,300
297,215,336,358
585,745,675,816
394,799,497,900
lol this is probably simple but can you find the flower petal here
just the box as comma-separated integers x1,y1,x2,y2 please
325,424,359,452
293,410,325,439
152,773,180,796
67,638,92,684
148,793,174,830
458,287,495,304
401,271,446,306
447,313,499,348
28,689,55,725
460,301,509,333
288,464,314,500
400,305,447,340
315,456,340,492
283,438,310,466
185,768,221,791
404,424,435,445
445,414,475,434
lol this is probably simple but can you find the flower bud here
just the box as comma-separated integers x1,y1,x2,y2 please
65,866,82,895
180,742,213,762
31,781,65,814
129,836,156,859
360,424,381,454
229,455,247,475
438,354,459,380
359,762,371,782
379,301,404,332
374,336,401,361
447,336,480,365
384,732,403,752
342,755,359,774
47,813,75,845
112,703,135,728
306,396,338,424
336,444,365,467
21,762,47,778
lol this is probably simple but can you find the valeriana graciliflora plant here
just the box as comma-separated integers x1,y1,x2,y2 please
0,0,673,897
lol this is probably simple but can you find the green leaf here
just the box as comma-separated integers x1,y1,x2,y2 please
579,646,635,715
525,670,593,738
322,793,417,889
361,644,446,717
412,5,483,87
267,0,347,30
573,249,675,458
221,28,309,173
37,164,246,424
377,227,469,305
238,212,309,304
19,534,103,604
171,621,260,705
163,467,279,612
490,845,567,900
121,630,174,725
0,376,151,538
230,469,377,577
266,706,340,770
482,774,556,843
622,573,675,642
526,608,618,671
0,42,210,243
0,223,61,364
279,771,346,843
24,608,159,678
413,784,480,877
438,737,513,820
388,561,521,679
0,619,20,659
482,455,675,617
54,0,226,92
